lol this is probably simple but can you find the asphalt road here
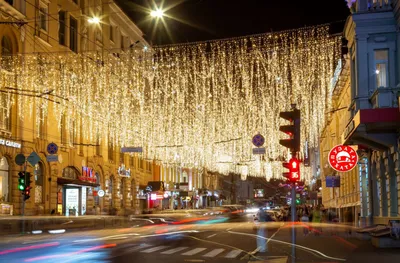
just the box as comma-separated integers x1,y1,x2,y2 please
0,214,398,263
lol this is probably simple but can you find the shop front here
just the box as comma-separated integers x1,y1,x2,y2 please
0,156,11,215
57,166,99,216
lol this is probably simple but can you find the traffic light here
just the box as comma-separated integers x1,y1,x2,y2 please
296,198,301,205
282,158,301,182
18,172,25,191
24,172,32,201
279,108,300,153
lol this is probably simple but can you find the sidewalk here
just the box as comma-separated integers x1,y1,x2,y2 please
345,240,400,263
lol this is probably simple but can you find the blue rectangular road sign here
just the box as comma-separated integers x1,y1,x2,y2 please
46,155,58,162
121,147,143,153
326,176,340,187
252,147,266,155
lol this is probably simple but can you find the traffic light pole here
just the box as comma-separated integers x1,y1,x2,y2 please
21,160,27,233
291,181,296,263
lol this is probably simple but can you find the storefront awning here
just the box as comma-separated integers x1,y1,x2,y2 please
342,108,400,150
57,177,100,187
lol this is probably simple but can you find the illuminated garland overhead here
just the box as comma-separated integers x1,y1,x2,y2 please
0,25,340,181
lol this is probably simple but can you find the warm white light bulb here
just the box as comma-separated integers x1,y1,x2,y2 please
150,9,164,18
88,17,100,24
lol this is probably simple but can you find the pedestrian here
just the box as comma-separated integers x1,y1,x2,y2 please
301,211,310,236
312,205,322,235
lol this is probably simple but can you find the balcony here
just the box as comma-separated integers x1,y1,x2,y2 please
349,0,393,13
0,0,26,18
370,87,400,108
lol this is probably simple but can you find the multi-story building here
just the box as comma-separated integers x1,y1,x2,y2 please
0,0,155,215
320,0,400,225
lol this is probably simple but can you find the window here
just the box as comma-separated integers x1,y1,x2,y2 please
121,35,125,49
39,2,48,31
120,152,124,164
60,114,67,145
108,139,114,161
129,156,134,168
0,157,10,203
374,50,388,88
58,11,66,45
70,16,78,52
95,28,102,43
109,25,114,42
34,163,44,204
96,135,101,155
2,35,13,72
5,0,13,6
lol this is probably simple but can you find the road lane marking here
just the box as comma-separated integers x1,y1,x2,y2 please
207,234,217,238
181,248,207,256
203,248,224,257
268,222,284,244
161,247,188,254
141,246,169,253
227,230,346,261
225,249,242,258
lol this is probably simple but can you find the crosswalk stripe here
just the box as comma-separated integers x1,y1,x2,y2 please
225,249,242,258
141,246,169,253
181,248,207,256
126,243,152,252
161,247,188,254
203,248,225,257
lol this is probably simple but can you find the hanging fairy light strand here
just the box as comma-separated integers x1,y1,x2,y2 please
0,25,340,181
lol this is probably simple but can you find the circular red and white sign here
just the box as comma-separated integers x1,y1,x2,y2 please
328,145,358,172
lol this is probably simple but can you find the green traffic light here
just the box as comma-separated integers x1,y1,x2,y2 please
18,185,24,190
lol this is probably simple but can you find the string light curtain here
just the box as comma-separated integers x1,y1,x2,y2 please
0,25,340,180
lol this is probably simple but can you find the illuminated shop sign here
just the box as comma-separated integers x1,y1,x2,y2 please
81,167,96,182
254,189,264,198
0,138,21,149
118,164,131,177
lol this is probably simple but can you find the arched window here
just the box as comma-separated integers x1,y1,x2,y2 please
62,166,78,179
94,172,100,206
109,176,113,208
34,163,44,204
0,157,10,203
1,36,12,72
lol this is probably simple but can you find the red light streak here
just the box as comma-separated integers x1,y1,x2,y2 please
0,242,60,255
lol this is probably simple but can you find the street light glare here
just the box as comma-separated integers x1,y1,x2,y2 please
88,17,100,24
150,9,164,18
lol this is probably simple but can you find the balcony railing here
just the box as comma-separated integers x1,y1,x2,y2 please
369,87,400,108
349,0,393,13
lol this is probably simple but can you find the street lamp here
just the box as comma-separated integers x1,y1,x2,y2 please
88,16,100,24
150,9,164,18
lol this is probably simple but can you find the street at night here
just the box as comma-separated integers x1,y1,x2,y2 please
1,213,399,263
1,0,400,262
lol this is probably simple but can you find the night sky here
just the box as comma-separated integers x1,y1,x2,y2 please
116,0,350,46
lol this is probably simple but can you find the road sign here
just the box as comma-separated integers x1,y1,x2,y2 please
328,145,358,172
252,147,266,154
326,176,340,187
98,190,105,197
47,143,58,155
252,134,265,147
121,147,143,153
46,155,58,162
27,151,40,166
15,154,26,166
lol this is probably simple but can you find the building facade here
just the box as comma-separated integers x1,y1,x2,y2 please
0,0,155,216
320,0,400,225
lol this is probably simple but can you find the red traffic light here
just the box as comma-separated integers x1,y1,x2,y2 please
282,158,300,182
288,158,300,182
